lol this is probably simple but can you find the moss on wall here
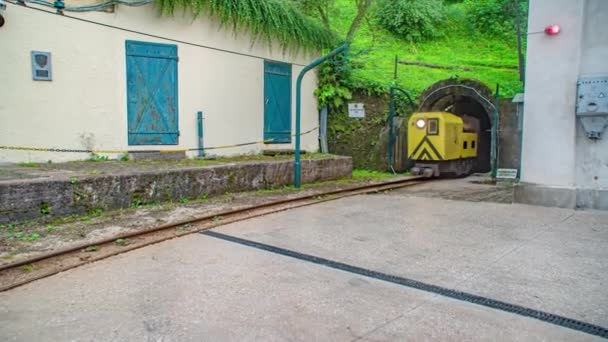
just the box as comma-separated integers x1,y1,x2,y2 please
327,92,393,171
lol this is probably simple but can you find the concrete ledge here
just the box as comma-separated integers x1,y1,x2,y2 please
128,151,186,160
0,157,353,223
575,188,608,210
515,183,608,210
514,183,577,209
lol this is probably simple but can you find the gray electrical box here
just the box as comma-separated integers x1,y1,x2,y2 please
31,51,52,81
576,75,608,139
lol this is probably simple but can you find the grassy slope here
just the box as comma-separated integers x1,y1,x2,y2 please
331,1,523,98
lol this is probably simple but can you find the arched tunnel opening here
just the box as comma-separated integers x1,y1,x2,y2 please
418,79,495,173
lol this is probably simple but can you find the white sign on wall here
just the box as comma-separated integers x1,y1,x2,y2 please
497,168,518,179
348,103,365,118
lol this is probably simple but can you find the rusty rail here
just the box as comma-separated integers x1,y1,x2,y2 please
0,176,426,291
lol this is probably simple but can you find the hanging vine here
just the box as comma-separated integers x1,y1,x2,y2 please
156,0,336,52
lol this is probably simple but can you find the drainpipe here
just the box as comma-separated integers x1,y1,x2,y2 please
197,111,204,158
388,87,396,171
319,106,329,154
294,44,349,188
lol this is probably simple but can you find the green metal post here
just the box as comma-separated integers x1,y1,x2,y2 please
294,44,349,188
388,88,396,171
388,86,415,172
491,85,500,179
197,111,205,158
394,55,398,80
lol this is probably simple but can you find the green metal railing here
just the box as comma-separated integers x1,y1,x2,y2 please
294,44,349,188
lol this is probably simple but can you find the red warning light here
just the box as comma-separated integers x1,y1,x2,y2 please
544,25,561,35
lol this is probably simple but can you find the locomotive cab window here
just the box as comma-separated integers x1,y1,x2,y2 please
463,141,468,149
472,141,476,149
427,119,439,135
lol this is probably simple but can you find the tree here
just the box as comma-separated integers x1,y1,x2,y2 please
346,0,372,42
294,0,372,42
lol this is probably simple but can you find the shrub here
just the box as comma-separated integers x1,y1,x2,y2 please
463,0,528,37
376,0,446,43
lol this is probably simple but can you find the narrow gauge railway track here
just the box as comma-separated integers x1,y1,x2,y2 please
0,176,426,292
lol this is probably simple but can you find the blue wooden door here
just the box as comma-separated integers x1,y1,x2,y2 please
264,61,292,143
126,40,179,145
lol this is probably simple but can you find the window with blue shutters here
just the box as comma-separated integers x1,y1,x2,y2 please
126,40,179,145
264,61,292,144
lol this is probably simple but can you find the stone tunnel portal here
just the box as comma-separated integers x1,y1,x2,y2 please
418,79,496,173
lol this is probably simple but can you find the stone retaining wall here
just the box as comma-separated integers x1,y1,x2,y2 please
0,157,353,223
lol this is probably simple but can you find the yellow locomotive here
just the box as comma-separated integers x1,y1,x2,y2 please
407,112,478,177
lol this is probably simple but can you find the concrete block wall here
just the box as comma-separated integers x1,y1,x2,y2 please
0,157,353,224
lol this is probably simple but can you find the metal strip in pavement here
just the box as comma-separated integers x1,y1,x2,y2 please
201,230,608,339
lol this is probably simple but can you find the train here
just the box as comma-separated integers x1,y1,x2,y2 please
407,112,479,177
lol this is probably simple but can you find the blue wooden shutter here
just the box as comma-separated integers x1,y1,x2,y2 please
126,41,179,145
264,61,292,143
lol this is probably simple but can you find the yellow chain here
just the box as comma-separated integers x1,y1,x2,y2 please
0,127,319,154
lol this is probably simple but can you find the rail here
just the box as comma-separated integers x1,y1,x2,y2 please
0,176,426,292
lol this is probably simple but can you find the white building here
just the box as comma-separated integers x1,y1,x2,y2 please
0,1,322,163
516,0,608,209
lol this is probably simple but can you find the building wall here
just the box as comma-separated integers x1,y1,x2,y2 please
518,0,608,208
575,0,608,190
0,3,320,163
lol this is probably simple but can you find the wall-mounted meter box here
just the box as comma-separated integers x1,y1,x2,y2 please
576,76,608,139
31,51,52,81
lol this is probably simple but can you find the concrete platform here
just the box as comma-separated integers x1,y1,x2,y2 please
515,182,608,210
0,190,606,341
0,155,352,223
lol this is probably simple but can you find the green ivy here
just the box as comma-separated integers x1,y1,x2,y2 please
315,49,353,111
156,0,337,52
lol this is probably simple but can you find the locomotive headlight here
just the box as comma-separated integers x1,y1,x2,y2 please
415,119,426,129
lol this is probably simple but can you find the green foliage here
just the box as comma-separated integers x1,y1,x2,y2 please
325,0,523,97
463,0,528,38
292,0,335,20
130,198,143,208
24,233,41,241
3,223,42,241
83,246,99,252
352,169,397,180
376,0,446,43
156,0,336,51
17,162,39,168
40,202,51,216
315,52,353,111
115,238,128,246
87,153,109,162
90,208,104,217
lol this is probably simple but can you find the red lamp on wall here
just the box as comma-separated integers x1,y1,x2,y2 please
544,25,561,35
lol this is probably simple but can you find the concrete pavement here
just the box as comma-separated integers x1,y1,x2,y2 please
0,192,607,341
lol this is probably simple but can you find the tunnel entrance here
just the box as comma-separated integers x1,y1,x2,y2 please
418,79,496,173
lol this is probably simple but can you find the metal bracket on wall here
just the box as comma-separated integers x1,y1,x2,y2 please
577,76,608,140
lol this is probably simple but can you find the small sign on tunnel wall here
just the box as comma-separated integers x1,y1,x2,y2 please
497,168,518,179
348,103,365,118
